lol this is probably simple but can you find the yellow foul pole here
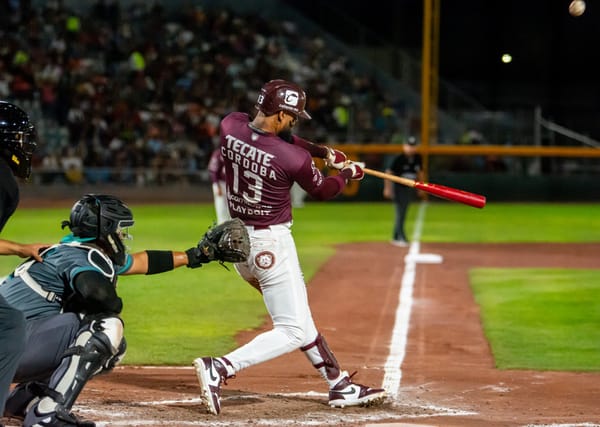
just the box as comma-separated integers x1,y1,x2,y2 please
420,0,440,182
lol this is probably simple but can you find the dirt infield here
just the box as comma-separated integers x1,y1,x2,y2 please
4,242,600,426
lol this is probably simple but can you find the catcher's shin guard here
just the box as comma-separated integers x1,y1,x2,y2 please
301,333,342,385
26,316,126,421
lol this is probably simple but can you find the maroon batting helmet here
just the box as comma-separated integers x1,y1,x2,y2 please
255,79,311,120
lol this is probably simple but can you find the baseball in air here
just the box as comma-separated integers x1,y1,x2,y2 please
569,0,586,16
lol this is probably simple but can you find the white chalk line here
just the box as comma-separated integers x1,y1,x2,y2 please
382,201,429,399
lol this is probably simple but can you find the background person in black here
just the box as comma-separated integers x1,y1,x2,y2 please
383,136,424,246
0,101,48,425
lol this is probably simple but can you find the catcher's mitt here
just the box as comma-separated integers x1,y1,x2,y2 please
186,218,250,268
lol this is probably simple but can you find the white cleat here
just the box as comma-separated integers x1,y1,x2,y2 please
328,371,387,408
193,357,225,415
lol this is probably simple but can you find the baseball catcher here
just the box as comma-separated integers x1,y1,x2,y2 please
1,194,249,427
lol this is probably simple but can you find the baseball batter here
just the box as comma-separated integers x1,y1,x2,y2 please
194,79,386,415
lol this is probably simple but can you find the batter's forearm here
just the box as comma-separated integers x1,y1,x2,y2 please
291,135,329,158
308,175,347,200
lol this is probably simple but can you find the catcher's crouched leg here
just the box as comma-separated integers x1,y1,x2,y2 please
4,381,45,420
23,315,126,427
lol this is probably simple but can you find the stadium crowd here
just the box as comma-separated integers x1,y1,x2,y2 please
1,0,408,185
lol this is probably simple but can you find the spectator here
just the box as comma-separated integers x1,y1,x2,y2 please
1,1,398,184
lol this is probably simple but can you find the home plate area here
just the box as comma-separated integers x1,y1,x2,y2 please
72,388,473,427
5,242,599,427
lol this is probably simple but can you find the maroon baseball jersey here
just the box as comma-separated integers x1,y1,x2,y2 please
208,148,226,183
219,112,346,226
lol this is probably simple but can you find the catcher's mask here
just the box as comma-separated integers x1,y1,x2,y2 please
0,101,37,179
255,79,311,120
62,194,134,265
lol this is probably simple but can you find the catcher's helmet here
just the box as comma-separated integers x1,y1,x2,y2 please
63,194,134,265
255,79,311,120
0,101,37,179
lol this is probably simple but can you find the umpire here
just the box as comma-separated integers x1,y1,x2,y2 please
383,136,424,246
0,101,47,425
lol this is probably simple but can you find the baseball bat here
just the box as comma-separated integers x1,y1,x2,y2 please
363,168,486,209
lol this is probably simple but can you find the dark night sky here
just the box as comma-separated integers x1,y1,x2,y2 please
284,0,600,135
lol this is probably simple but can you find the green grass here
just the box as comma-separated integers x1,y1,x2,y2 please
1,201,599,366
421,202,600,242
471,268,600,371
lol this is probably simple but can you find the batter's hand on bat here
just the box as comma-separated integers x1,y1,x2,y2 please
325,147,347,170
341,160,365,181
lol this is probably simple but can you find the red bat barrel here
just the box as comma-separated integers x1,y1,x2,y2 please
414,182,486,208
362,168,487,209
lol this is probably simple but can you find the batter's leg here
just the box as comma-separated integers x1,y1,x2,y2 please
223,226,314,371
301,333,387,408
300,333,342,384
194,225,315,414
212,181,231,224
